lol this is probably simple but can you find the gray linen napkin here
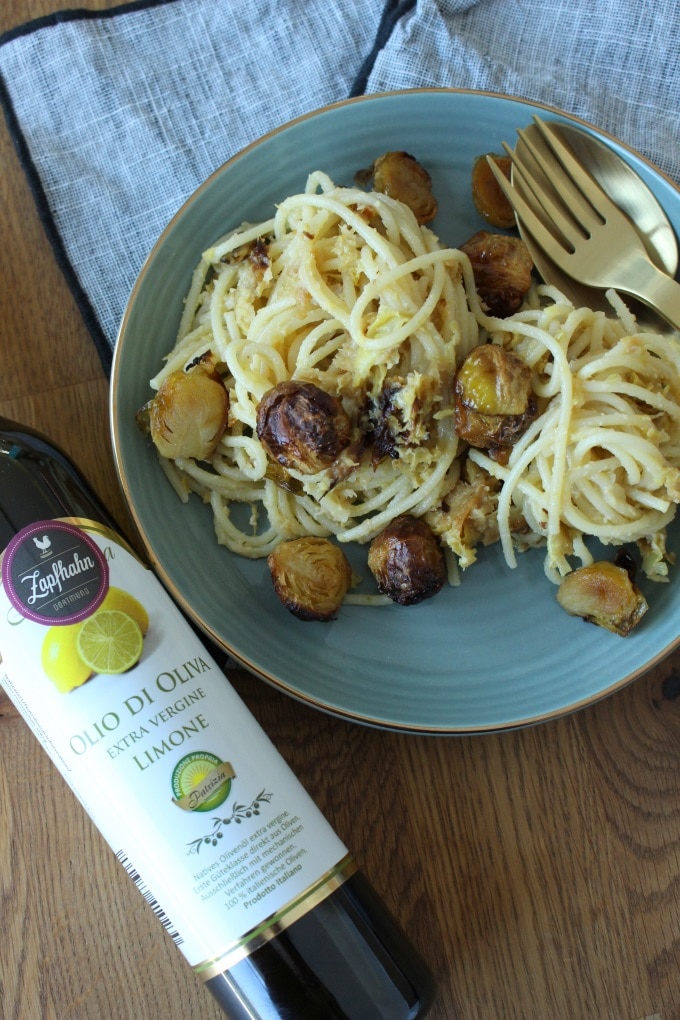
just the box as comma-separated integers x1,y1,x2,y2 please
1,0,679,374
368,0,680,185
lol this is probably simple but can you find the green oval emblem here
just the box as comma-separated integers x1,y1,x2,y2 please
171,751,233,812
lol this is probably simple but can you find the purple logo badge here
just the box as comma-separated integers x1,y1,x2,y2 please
2,521,108,625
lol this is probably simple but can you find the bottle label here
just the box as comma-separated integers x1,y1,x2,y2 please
0,518,352,976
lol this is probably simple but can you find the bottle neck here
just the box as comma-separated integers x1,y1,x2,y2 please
0,419,115,542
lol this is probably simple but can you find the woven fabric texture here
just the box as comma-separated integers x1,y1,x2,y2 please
0,0,384,364
369,0,680,183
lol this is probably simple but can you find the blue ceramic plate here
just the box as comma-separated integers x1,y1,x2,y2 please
110,89,680,733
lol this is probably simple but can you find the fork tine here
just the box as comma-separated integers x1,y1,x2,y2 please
514,126,602,237
485,155,571,265
531,117,622,224
502,141,583,251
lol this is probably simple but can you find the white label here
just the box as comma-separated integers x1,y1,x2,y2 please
0,519,349,972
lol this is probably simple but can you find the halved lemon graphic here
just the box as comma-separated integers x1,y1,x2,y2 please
99,586,149,635
172,752,232,812
76,609,143,674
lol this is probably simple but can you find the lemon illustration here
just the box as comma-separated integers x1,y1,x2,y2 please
99,587,149,635
76,609,144,674
41,623,93,692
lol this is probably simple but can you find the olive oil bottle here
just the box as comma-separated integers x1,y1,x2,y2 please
0,417,434,1019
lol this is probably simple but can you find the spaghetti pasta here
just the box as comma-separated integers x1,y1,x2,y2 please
150,171,478,558
145,170,680,595
468,289,680,582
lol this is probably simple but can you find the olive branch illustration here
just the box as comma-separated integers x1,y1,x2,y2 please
187,790,273,855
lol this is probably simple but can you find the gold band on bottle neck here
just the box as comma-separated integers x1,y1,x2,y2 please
194,853,357,980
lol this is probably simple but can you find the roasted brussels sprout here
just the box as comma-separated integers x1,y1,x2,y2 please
256,380,352,475
268,536,352,621
356,151,438,225
471,154,515,228
139,355,229,461
460,230,533,317
368,515,446,606
454,343,537,462
556,560,648,636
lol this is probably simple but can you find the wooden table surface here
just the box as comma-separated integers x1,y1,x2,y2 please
2,3,680,1018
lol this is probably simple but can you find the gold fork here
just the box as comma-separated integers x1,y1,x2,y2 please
488,117,680,331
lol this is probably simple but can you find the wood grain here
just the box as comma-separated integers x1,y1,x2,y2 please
2,3,680,1018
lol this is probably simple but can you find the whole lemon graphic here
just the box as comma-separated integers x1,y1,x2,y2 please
99,587,149,635
41,623,92,692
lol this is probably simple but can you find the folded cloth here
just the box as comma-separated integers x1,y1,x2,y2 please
368,0,680,186
0,0,391,369
1,0,678,374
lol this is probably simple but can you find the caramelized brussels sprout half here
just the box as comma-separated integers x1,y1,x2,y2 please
460,230,533,317
454,343,537,462
256,381,352,475
268,536,352,621
368,515,446,606
356,151,438,225
556,560,648,636
471,154,515,229
139,356,229,461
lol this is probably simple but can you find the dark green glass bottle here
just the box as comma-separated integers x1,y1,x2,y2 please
0,417,435,1020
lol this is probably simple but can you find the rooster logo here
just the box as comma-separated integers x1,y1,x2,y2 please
33,535,52,557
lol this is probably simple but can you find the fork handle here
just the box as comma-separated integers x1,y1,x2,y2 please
622,259,680,332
